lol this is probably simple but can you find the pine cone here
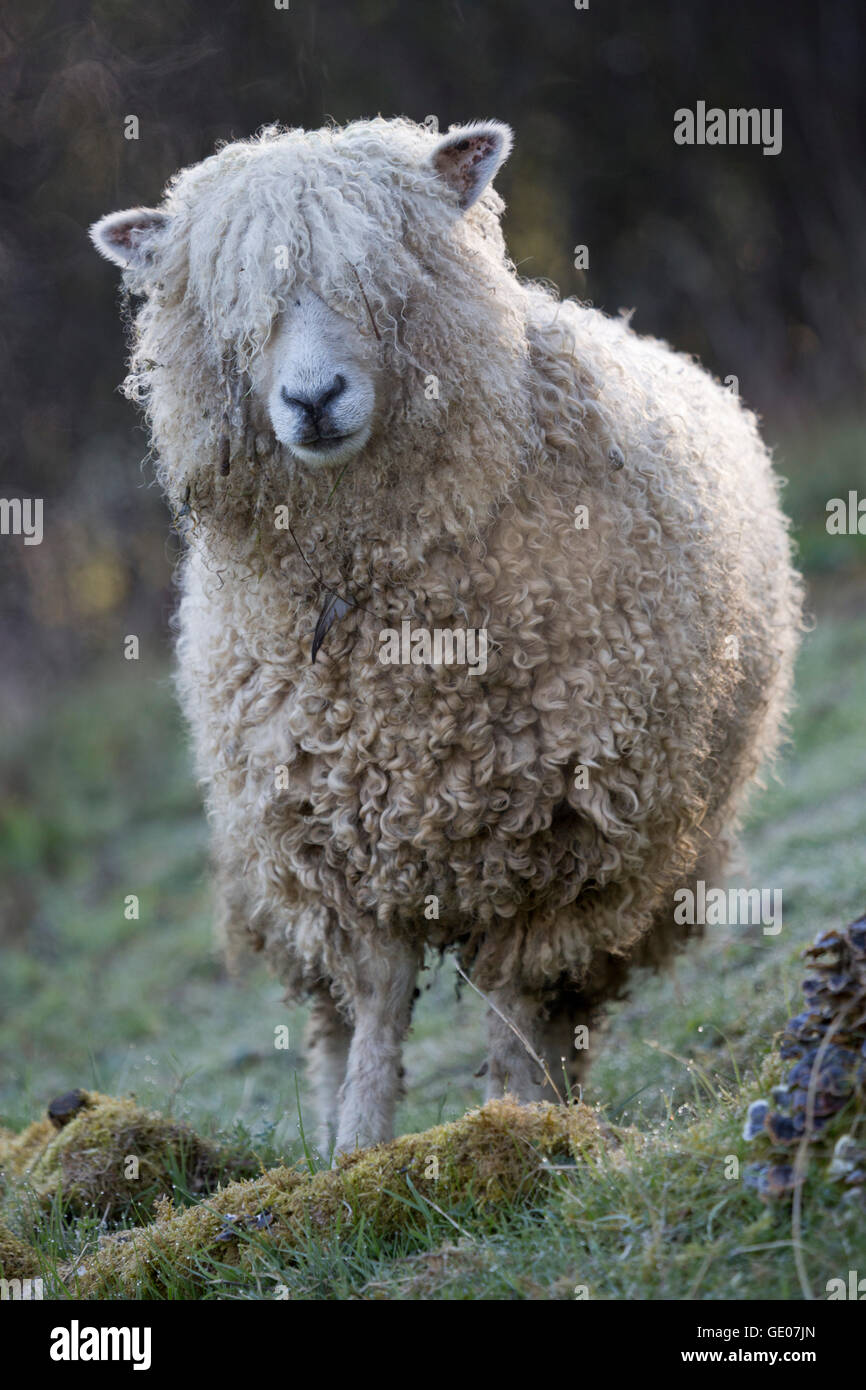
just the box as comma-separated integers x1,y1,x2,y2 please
743,912,866,1199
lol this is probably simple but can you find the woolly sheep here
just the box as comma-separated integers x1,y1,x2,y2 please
91,117,802,1152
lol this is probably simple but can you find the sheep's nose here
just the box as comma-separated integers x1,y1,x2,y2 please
280,374,346,423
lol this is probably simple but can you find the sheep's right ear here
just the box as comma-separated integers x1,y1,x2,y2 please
89,207,169,269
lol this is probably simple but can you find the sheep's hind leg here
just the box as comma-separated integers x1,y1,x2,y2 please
334,939,421,1153
485,986,602,1104
536,993,605,1102
484,985,550,1103
305,986,352,1154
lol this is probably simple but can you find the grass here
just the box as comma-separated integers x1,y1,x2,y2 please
1,420,865,1299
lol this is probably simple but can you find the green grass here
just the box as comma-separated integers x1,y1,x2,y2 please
1,459,865,1297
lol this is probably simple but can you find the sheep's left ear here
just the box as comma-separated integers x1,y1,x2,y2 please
89,207,169,269
430,121,513,212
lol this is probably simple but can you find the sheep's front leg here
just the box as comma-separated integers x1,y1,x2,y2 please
305,986,352,1154
334,939,420,1153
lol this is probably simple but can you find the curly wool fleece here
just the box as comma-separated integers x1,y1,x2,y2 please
93,117,802,1144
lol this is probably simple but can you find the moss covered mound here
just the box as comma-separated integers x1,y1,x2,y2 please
0,1223,41,1280
0,1090,259,1218
68,1098,601,1297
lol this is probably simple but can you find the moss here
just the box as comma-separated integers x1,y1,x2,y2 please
68,1097,601,1297
0,1090,259,1218
0,1118,56,1182
0,1223,41,1280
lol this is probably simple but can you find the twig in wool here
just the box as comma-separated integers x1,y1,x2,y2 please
346,261,382,342
284,520,382,663
325,457,354,506
312,593,353,663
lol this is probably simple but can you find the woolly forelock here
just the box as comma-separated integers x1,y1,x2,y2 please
119,118,596,556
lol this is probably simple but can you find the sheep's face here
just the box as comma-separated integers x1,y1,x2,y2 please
248,289,380,470
89,118,515,476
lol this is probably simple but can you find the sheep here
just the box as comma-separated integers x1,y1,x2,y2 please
90,117,803,1153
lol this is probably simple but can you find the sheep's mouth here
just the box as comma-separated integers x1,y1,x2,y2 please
301,431,355,451
287,423,371,469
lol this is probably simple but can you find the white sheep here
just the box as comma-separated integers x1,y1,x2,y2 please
91,118,802,1151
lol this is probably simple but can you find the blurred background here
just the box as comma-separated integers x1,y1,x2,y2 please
0,0,864,1179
